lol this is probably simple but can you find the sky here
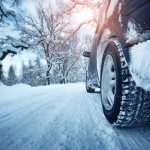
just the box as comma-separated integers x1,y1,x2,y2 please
1,0,96,39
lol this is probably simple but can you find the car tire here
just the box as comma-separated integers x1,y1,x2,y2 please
86,76,95,93
100,42,150,127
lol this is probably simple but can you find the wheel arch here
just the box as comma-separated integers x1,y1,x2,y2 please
97,37,127,85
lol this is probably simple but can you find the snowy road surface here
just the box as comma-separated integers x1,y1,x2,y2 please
0,83,150,150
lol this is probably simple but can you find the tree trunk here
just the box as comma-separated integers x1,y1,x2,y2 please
60,79,64,84
60,80,63,84
46,62,52,85
66,78,69,83
63,79,66,84
46,71,50,85
60,78,66,84
0,64,2,81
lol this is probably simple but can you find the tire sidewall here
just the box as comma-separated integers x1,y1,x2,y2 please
100,45,122,124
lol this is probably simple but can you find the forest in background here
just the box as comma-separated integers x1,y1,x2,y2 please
0,0,100,86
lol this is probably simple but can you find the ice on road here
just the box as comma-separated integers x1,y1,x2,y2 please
0,83,150,150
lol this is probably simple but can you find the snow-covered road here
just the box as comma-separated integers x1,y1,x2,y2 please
0,83,150,150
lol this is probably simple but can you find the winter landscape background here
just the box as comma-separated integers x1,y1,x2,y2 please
0,0,96,86
1,0,150,150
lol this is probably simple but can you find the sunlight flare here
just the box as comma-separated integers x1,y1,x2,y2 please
75,8,95,24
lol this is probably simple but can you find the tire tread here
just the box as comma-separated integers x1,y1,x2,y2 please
114,48,150,127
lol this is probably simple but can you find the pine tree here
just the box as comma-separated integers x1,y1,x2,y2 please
22,62,29,85
34,57,41,86
21,59,47,86
1,69,7,85
28,60,35,86
7,65,17,86
0,63,2,82
34,57,47,86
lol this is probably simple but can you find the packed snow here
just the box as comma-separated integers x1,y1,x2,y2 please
0,83,150,150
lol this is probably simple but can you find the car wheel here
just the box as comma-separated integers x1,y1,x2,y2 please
100,42,150,127
86,76,95,93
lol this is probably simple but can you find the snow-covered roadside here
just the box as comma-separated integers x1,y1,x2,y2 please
0,83,150,150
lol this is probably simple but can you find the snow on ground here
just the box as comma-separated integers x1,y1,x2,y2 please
0,83,150,150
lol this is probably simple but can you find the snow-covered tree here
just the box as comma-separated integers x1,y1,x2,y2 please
7,65,17,86
0,37,29,82
28,60,36,86
22,62,29,85
0,0,23,83
58,0,100,31
1,68,7,85
34,57,47,86
0,0,21,24
3,1,99,85
51,36,82,84
18,3,71,85
21,59,47,86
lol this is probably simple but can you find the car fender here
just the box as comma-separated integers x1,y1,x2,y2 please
97,36,129,84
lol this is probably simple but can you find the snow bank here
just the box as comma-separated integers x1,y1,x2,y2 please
129,40,150,91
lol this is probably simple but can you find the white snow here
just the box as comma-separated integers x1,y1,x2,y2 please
12,40,29,48
126,20,150,91
126,20,150,43
2,45,19,53
129,40,150,91
0,83,150,150
126,21,139,43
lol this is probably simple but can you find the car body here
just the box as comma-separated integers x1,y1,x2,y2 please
84,0,150,127
87,0,150,88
